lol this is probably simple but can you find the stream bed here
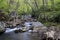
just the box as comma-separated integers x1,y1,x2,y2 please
0,22,43,40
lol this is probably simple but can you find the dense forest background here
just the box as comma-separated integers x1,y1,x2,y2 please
0,0,60,26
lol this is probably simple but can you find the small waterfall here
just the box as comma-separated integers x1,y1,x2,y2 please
24,22,31,27
5,28,17,33
5,22,31,33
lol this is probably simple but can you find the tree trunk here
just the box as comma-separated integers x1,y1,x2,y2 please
50,0,54,11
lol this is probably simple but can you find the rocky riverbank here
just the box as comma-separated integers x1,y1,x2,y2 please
0,15,60,40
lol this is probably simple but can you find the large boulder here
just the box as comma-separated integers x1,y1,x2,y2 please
44,30,56,40
30,22,43,27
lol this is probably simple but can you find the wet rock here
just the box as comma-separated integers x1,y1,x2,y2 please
16,24,20,26
21,24,25,27
7,25,14,28
30,22,43,27
0,30,5,35
14,29,23,33
14,27,28,33
29,26,34,30
21,27,29,32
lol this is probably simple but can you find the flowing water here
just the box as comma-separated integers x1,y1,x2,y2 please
0,22,43,40
0,31,40,40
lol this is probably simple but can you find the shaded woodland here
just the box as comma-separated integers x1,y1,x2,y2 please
0,0,60,26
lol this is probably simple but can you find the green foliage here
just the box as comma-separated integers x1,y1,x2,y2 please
0,0,60,23
0,11,8,21
53,12,60,22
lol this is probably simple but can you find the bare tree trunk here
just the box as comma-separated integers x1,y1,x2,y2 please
34,0,38,10
50,0,54,11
